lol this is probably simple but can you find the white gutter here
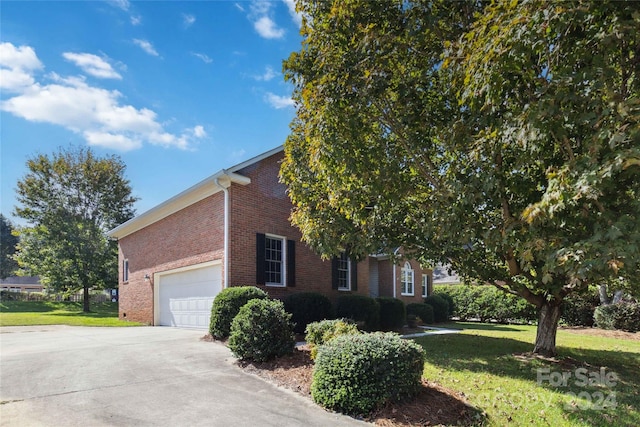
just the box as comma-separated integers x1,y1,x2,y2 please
214,172,231,289
392,247,401,298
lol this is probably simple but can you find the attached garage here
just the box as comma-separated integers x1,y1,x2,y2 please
155,262,222,329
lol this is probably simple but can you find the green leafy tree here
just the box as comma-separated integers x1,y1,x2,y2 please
281,0,639,356
0,214,20,279
14,146,136,312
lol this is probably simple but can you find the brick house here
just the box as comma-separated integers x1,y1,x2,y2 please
107,146,432,328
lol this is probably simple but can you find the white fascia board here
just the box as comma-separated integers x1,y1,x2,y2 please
227,146,284,173
107,171,250,239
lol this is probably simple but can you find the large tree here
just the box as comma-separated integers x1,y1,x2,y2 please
0,214,19,279
14,146,136,312
281,0,639,356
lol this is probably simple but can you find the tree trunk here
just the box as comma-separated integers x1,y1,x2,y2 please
598,284,610,305
83,285,90,313
533,302,562,357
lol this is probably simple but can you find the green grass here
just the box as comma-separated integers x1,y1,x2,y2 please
414,322,640,427
0,301,143,327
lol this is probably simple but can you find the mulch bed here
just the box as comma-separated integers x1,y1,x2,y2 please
236,344,482,426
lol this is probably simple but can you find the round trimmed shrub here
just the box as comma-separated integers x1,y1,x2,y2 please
311,332,425,415
424,294,449,322
406,303,434,324
228,298,295,362
376,297,406,330
209,286,268,339
305,318,360,359
336,294,380,331
594,302,640,332
284,292,334,333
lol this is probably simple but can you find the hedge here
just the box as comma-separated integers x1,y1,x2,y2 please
406,303,434,324
209,286,268,339
376,297,406,331
283,292,334,333
305,318,360,359
424,294,449,323
228,298,295,362
335,294,380,331
311,332,425,415
594,302,640,332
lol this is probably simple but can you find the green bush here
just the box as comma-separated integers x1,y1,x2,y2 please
209,286,268,339
335,294,380,331
562,291,599,327
594,302,640,332
406,303,434,324
433,292,455,318
228,299,295,362
376,297,406,330
434,284,537,324
311,332,425,415
305,318,360,359
283,292,334,333
424,294,449,323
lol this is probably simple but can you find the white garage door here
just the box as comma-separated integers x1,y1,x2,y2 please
158,264,222,329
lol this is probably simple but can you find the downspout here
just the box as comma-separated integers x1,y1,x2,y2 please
214,171,230,288
392,247,401,298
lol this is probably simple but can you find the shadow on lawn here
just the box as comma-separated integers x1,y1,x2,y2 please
415,332,640,427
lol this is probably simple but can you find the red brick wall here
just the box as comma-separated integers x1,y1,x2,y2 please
227,153,367,301
377,255,433,304
117,193,224,324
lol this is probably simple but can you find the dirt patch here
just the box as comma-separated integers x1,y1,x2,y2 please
237,345,482,426
559,326,639,341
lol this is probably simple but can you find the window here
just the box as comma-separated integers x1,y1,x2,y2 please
337,252,351,291
422,274,430,297
265,235,285,286
123,259,129,283
256,233,295,287
401,261,414,295
332,252,357,291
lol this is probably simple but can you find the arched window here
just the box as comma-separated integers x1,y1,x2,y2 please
401,261,414,296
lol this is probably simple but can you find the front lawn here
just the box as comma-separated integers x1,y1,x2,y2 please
416,322,640,427
0,301,142,327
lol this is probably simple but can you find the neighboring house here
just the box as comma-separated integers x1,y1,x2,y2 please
0,276,43,293
107,147,432,328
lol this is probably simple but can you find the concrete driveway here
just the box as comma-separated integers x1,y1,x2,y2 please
0,326,365,426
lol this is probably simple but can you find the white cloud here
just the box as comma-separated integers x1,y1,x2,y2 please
192,125,206,138
254,16,285,39
0,42,203,152
0,42,43,93
63,52,122,79
253,65,277,81
183,13,196,27
133,39,159,57
234,3,245,12
109,0,130,11
130,15,142,25
282,0,302,27
191,52,213,64
248,1,285,39
265,92,294,109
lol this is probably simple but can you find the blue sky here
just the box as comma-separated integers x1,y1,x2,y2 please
1,0,302,226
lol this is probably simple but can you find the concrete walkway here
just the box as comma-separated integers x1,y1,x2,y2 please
0,326,366,427
401,325,463,339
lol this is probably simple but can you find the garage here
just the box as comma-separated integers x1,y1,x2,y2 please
156,262,222,329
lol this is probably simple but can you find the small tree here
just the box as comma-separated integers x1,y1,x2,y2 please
14,146,136,311
0,214,19,279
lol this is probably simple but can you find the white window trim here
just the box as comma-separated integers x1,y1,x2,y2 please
401,261,414,296
265,234,286,287
338,256,351,291
422,274,429,297
123,259,129,283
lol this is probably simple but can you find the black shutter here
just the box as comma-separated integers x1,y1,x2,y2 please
331,257,339,289
350,258,358,291
287,240,296,287
256,233,266,285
